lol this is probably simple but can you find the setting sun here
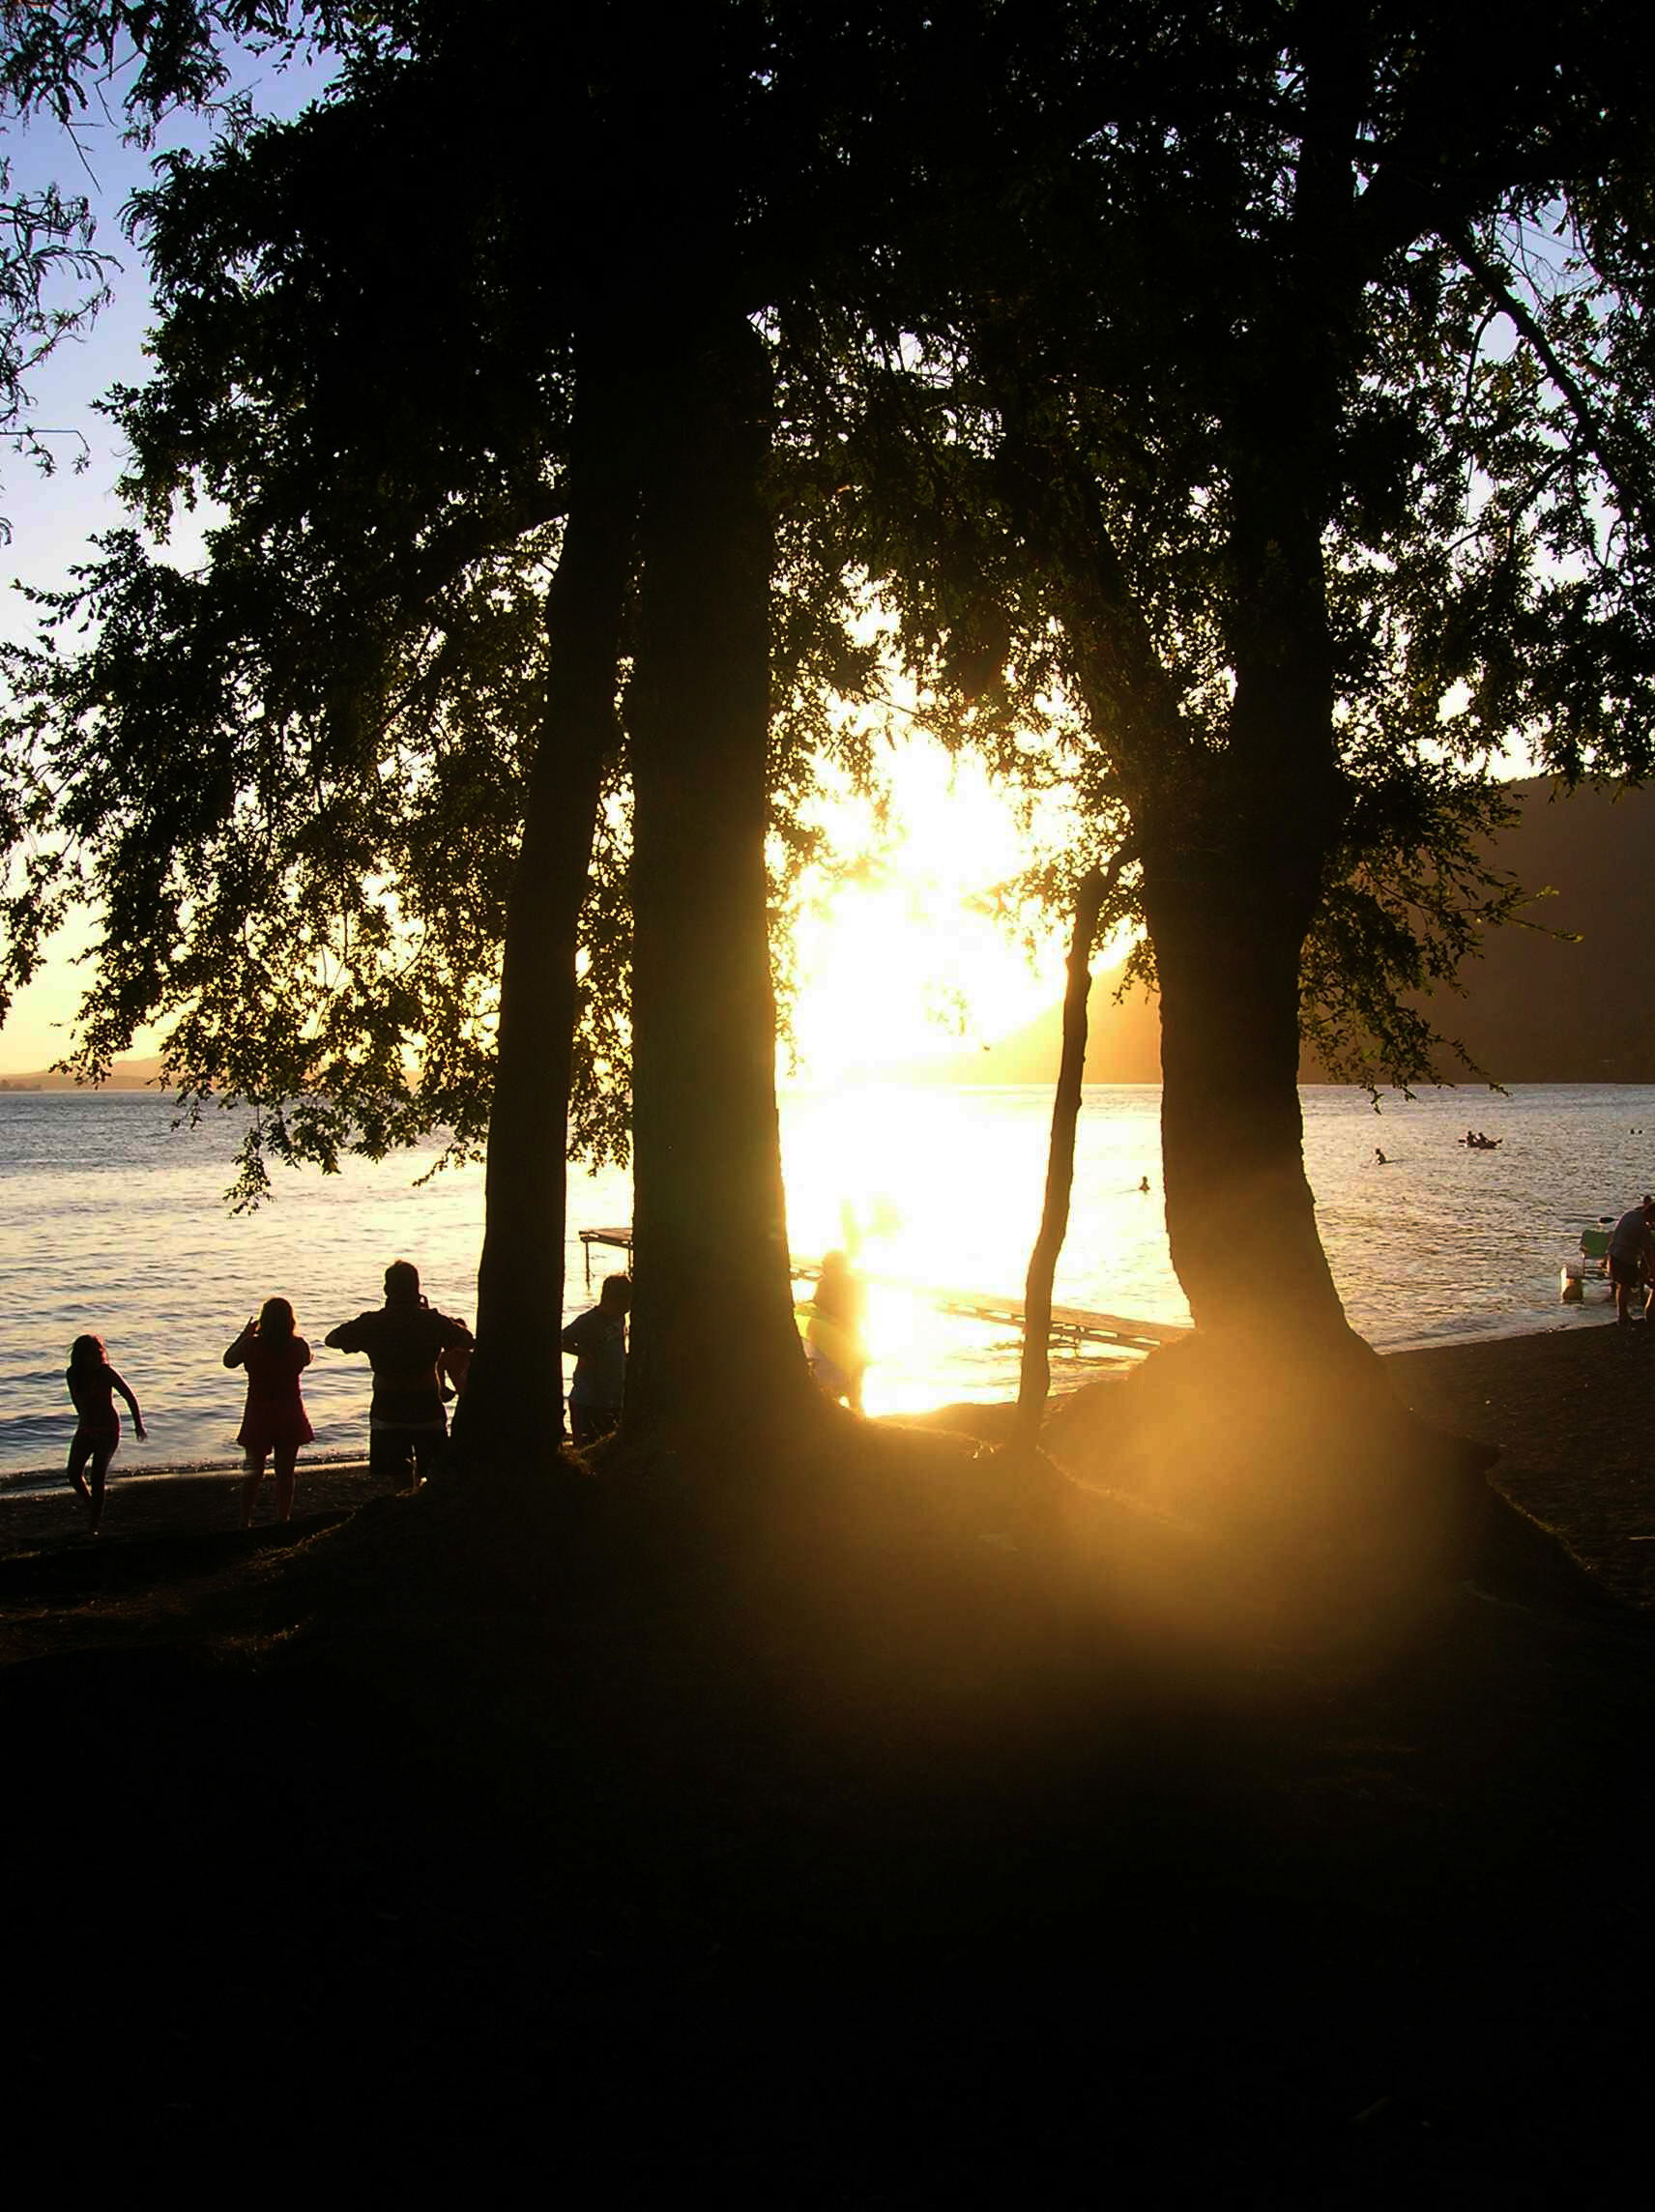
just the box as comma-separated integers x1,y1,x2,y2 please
782,742,1066,1081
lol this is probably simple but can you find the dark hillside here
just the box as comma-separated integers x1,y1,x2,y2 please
941,776,1655,1086
1413,776,1655,1084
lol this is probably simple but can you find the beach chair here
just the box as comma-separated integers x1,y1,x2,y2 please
1580,1223,1612,1277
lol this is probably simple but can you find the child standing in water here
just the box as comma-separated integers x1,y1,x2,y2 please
224,1296,314,1528
799,1251,867,1414
65,1335,146,1535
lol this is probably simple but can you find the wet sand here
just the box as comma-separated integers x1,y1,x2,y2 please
0,1454,381,1555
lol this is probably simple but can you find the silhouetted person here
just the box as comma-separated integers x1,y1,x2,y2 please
1608,1198,1655,1326
561,1273,630,1448
225,1295,313,1527
326,1262,474,1491
1138,1176,1151,1193
800,1250,867,1413
65,1334,145,1536
1374,1148,1387,1165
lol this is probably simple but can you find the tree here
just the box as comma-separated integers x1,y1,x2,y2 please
0,26,655,1476
1,3,885,1465
0,3,335,525
832,0,1655,1373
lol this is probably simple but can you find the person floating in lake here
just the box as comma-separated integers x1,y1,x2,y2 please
65,1334,145,1536
325,1261,475,1492
561,1272,631,1449
1607,1197,1655,1326
1138,1176,1151,1193
225,1296,313,1528
799,1250,867,1413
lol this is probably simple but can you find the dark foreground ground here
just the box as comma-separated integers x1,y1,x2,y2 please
4,1326,1652,2201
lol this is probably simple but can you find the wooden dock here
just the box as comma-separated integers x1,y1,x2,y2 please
580,1225,1184,1353
927,1290,1184,1355
578,1225,633,1286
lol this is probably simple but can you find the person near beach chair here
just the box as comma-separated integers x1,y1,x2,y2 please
1606,1199,1655,1325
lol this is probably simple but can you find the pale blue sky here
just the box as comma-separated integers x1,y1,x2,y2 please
2,41,334,1069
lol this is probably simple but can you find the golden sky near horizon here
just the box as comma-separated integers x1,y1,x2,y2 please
0,739,1076,1078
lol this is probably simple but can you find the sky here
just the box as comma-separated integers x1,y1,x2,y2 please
0,42,1077,1081
0,43,334,1071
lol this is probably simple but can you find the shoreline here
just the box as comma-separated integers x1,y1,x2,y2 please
3,1319,1653,1599
0,1301,1618,1497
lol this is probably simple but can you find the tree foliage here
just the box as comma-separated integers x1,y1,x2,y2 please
0,2,338,522
0,6,883,1206
817,1,1655,1087
6,0,1655,1381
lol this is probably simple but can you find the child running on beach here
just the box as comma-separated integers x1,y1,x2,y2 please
65,1334,146,1536
224,1296,314,1528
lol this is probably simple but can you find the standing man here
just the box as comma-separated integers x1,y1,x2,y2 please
561,1272,630,1448
1607,1197,1655,1326
326,1260,475,1489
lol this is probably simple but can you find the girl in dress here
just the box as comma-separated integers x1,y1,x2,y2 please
225,1296,314,1528
65,1334,146,1536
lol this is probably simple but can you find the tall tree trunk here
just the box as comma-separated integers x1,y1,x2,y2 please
1015,865,1105,1445
1143,820,1350,1348
623,313,814,1444
454,357,636,1470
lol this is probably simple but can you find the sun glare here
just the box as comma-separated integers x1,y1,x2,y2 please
784,743,1062,1082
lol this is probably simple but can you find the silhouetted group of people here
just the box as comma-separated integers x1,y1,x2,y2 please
65,1244,869,1534
64,1259,475,1534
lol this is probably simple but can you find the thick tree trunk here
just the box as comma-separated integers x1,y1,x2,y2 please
1015,866,1104,1444
1145,837,1350,1347
1143,304,1350,1350
623,315,814,1443
453,363,636,1470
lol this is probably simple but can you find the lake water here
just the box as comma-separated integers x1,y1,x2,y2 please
2,1082,1647,1481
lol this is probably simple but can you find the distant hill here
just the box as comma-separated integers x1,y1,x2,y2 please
923,775,1655,1086
0,1055,167,1091
1391,775,1655,1085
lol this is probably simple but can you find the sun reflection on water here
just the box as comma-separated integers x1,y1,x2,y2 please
779,1082,1177,1414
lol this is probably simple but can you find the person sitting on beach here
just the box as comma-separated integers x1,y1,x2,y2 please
798,1250,867,1414
225,1296,313,1528
65,1334,145,1536
1607,1198,1655,1326
561,1272,631,1449
325,1262,474,1492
